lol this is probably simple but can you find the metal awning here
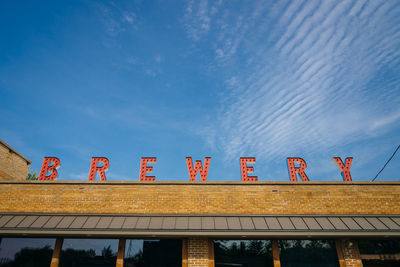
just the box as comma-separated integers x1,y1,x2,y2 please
0,213,399,238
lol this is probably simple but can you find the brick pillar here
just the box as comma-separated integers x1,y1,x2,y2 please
187,237,210,267
336,239,363,267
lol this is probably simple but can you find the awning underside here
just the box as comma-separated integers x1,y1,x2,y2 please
0,213,399,237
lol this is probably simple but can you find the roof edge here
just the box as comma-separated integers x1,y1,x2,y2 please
1,181,400,185
0,229,399,238
1,212,399,217
0,139,31,164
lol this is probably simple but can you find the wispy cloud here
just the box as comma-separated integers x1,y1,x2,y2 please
94,2,138,39
183,0,222,41
185,0,400,162
123,12,136,24
67,172,88,180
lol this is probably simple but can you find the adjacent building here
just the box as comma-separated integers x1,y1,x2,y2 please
0,139,30,181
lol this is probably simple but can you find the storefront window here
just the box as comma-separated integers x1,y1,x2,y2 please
358,240,400,254
278,240,339,267
214,240,273,267
0,237,55,267
358,240,400,267
59,238,118,267
124,239,181,267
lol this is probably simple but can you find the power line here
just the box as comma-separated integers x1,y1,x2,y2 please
372,144,400,181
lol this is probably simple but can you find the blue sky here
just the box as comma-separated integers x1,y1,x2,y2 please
0,0,399,181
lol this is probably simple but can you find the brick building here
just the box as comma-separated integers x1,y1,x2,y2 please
0,143,399,267
0,180,399,267
0,139,30,181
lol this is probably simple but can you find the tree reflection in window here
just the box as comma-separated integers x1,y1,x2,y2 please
278,240,339,267
59,239,118,267
124,239,181,267
0,238,54,267
358,240,400,267
214,240,273,267
358,240,400,255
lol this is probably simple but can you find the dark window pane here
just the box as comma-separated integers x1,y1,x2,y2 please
59,239,118,267
214,240,273,267
279,240,339,267
359,240,400,267
358,240,400,254
0,237,54,267
124,239,182,267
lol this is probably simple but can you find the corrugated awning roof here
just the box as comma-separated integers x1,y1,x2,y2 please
0,213,399,238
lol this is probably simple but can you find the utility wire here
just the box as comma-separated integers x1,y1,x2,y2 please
372,144,400,181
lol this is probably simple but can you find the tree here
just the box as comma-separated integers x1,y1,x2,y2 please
26,171,38,180
248,240,265,256
101,245,115,258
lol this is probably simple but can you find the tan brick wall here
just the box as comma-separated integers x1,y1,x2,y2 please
0,182,399,215
187,238,209,267
341,240,363,267
0,142,30,181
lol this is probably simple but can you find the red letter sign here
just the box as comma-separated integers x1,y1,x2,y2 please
88,157,109,181
39,157,60,180
240,157,258,181
287,157,309,181
333,157,353,181
140,157,156,181
186,157,210,181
